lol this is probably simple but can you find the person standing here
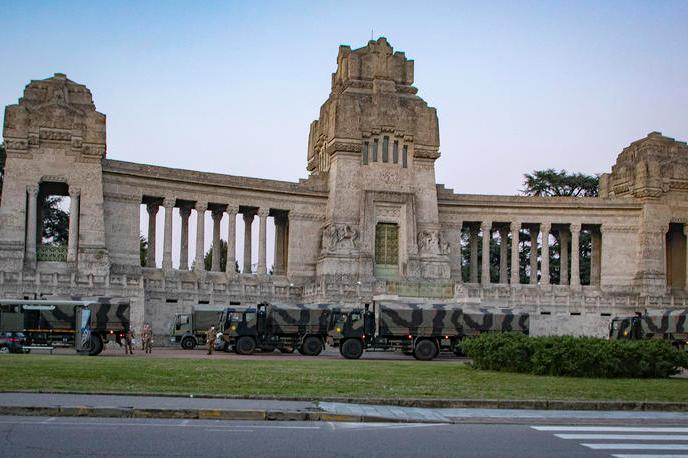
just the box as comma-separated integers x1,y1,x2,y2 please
207,325,217,355
124,328,135,355
142,323,153,354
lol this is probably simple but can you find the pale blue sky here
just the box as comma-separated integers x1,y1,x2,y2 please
2,1,687,268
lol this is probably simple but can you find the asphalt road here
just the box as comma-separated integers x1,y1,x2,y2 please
6,415,688,457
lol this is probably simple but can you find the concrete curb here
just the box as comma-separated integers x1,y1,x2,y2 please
0,405,436,423
4,390,688,412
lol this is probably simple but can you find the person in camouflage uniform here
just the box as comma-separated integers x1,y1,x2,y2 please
207,325,217,355
124,328,135,355
142,323,153,354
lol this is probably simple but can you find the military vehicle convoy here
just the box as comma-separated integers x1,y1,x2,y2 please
220,303,333,355
170,305,228,350
610,309,688,350
328,302,530,360
0,298,130,356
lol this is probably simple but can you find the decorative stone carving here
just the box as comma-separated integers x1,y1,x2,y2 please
417,229,449,255
321,223,359,253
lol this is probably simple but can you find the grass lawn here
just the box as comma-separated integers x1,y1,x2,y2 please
1,354,687,402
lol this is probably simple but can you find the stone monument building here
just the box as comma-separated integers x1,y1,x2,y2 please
2,38,687,337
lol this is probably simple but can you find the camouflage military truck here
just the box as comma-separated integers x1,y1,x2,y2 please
328,302,529,361
610,309,688,350
220,303,334,355
170,304,229,350
0,297,130,356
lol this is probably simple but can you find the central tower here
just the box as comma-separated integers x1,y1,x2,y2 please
309,38,450,282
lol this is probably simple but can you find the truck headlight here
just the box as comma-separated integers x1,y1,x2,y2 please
336,327,341,333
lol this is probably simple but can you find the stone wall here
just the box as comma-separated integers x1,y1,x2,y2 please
2,39,687,340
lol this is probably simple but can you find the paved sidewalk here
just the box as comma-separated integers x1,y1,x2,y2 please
1,393,688,425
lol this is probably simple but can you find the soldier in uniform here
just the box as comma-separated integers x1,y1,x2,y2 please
207,325,217,355
142,323,153,354
124,328,135,355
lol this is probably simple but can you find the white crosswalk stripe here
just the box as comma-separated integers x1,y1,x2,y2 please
531,425,688,457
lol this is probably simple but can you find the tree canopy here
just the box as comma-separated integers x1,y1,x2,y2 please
41,196,69,246
521,169,599,197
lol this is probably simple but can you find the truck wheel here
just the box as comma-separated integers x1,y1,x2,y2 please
181,337,196,350
78,334,104,356
413,339,438,361
300,336,323,356
340,339,363,359
235,336,256,355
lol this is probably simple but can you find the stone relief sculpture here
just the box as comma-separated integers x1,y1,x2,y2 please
321,223,359,253
417,229,451,256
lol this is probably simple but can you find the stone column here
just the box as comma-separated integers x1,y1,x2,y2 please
146,202,159,268
225,205,238,274
570,223,581,288
162,197,174,271
67,187,80,263
469,225,479,283
194,202,207,272
591,226,602,286
510,222,520,285
498,226,509,284
273,214,288,276
25,185,39,268
481,221,492,286
243,211,255,273
257,207,269,275
530,226,539,284
178,206,191,270
540,222,551,286
211,208,223,272
560,228,570,286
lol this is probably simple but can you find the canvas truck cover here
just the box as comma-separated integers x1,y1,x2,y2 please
376,302,464,337
641,309,688,336
459,307,530,336
0,298,130,332
267,303,333,335
191,305,225,331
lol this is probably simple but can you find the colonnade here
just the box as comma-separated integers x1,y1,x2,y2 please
460,221,602,287
144,198,289,275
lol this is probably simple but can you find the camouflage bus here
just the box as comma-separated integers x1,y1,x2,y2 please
328,301,529,360
610,309,688,350
0,297,130,356
220,303,335,356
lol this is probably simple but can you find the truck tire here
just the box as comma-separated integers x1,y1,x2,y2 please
235,336,256,355
181,337,196,350
413,339,438,361
340,339,363,359
78,334,104,356
300,336,323,356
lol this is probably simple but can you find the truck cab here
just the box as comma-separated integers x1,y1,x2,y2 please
328,306,375,359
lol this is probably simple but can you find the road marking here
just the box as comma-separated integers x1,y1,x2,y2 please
533,426,688,433
582,444,688,450
40,417,57,424
180,419,189,426
556,434,688,441
611,455,688,458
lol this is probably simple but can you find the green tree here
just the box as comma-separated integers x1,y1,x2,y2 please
521,169,598,285
41,196,69,246
140,235,148,266
522,169,599,197
204,239,230,272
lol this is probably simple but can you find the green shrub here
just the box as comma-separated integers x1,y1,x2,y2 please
459,333,688,378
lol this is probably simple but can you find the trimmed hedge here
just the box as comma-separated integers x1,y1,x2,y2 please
459,333,688,378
